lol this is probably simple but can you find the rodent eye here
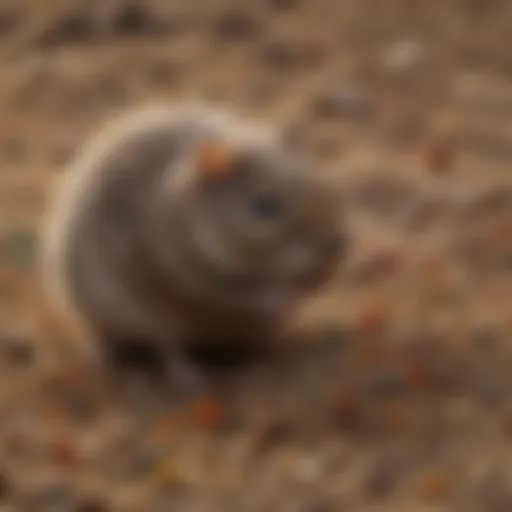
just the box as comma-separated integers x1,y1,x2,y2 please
249,191,284,221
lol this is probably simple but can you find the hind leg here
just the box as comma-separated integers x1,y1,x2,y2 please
101,334,210,397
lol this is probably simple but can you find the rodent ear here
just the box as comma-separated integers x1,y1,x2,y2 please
196,139,238,180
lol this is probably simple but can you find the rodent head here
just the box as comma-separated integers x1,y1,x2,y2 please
157,122,347,316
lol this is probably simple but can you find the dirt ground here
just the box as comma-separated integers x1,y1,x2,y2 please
0,0,512,510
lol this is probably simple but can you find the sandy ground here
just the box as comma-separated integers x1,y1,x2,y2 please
0,0,512,510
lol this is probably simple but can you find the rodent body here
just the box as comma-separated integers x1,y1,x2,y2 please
41,103,346,366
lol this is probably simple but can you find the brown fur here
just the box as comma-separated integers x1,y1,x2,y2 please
40,103,346,365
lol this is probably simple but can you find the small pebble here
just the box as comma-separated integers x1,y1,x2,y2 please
51,439,80,469
424,140,455,174
418,468,453,501
0,9,22,36
192,394,226,430
147,59,182,86
367,367,404,397
401,358,431,391
363,455,398,498
475,376,506,407
312,86,374,120
473,467,512,512
37,9,96,47
383,39,424,74
74,498,108,512
472,325,501,350
268,0,300,10
109,2,172,36
260,38,324,71
332,389,362,430
212,10,261,42
501,408,512,439
32,483,75,510
153,459,187,489
130,446,163,476
349,175,418,219
0,470,10,500
382,402,413,436
353,250,403,285
1,336,35,366
357,342,389,368
251,416,290,455
356,304,389,335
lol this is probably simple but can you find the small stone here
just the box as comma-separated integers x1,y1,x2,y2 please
401,358,431,391
382,403,412,436
356,305,389,336
33,483,74,509
332,389,362,430
147,59,182,86
312,86,374,120
300,499,336,512
418,468,453,501
472,325,501,350
192,394,226,430
2,136,28,162
501,408,512,439
268,0,300,10
51,439,80,469
37,9,96,47
153,459,187,489
424,140,455,174
383,39,424,74
475,376,506,408
473,467,512,512
349,175,418,219
367,367,404,397
0,9,22,36
65,392,98,423
363,455,398,498
252,416,290,455
1,336,35,366
130,447,163,476
110,2,171,36
212,10,261,42
0,470,10,500
74,498,108,512
353,250,403,285
260,38,324,71
462,187,512,221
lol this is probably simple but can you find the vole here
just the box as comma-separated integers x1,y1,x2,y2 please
40,103,346,389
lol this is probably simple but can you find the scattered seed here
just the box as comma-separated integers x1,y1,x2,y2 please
251,416,290,455
401,358,431,391
424,140,455,174
74,498,108,512
0,470,10,500
192,395,226,430
212,10,261,42
418,467,453,501
332,389,362,430
353,250,403,285
357,305,389,336
1,335,35,366
363,455,398,498
153,459,187,489
311,86,374,120
51,439,80,469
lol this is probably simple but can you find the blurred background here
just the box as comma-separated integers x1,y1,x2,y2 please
0,0,511,510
